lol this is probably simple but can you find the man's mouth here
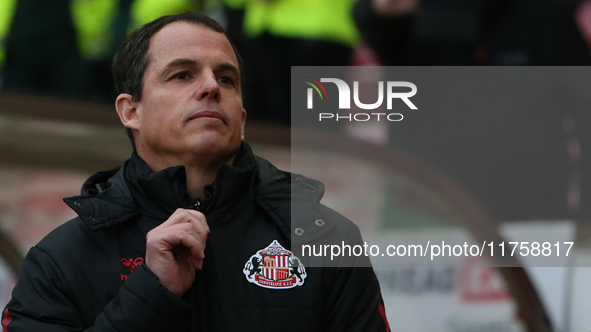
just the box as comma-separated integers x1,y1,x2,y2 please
188,110,225,123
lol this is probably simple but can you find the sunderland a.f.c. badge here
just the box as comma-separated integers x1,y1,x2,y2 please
243,240,307,289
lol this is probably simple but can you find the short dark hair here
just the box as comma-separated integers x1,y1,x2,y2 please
111,12,245,149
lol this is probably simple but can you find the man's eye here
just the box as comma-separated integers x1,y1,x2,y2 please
173,72,190,80
218,76,234,85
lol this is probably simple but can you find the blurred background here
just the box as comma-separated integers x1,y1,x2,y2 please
1,0,591,331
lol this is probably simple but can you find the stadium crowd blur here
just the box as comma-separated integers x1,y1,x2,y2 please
1,0,590,116
1,0,591,223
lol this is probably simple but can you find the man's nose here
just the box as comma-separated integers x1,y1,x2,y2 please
196,72,220,101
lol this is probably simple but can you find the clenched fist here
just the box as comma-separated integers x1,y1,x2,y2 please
145,208,209,297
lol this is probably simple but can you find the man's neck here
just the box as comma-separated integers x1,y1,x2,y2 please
137,149,235,199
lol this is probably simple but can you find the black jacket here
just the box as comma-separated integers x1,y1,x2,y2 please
2,142,389,331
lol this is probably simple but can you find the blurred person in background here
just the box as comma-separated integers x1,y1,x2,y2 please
1,0,88,97
354,0,591,65
220,0,360,123
0,0,17,87
1,0,199,100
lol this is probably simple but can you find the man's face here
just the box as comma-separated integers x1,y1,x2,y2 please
130,22,246,165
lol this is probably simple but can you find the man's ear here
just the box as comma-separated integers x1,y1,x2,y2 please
115,94,140,130
240,108,247,141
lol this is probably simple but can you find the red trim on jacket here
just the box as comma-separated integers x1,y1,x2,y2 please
378,296,390,332
2,308,12,331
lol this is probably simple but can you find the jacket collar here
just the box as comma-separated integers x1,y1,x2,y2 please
63,164,141,231
64,142,328,236
125,144,257,220
65,142,259,230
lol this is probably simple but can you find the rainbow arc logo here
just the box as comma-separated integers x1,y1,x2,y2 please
303,76,328,108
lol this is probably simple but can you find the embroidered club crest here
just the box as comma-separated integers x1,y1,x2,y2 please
243,240,307,289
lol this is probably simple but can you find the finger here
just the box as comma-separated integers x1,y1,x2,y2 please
148,223,205,254
176,230,206,260
176,230,206,270
149,227,206,268
183,209,209,233
172,211,209,244
187,217,209,245
163,214,209,245
157,208,207,229
148,220,209,255
148,210,208,245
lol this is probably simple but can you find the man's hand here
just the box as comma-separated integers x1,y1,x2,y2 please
145,208,209,297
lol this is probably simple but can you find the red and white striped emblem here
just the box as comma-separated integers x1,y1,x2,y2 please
243,240,307,289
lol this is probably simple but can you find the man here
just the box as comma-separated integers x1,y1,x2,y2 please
2,12,389,331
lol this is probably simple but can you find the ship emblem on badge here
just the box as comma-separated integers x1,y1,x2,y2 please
243,240,307,289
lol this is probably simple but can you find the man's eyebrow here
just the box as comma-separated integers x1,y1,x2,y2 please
161,59,239,77
164,58,197,70
218,62,240,78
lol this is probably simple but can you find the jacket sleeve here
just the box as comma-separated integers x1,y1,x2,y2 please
2,246,193,332
323,267,390,332
322,225,390,332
